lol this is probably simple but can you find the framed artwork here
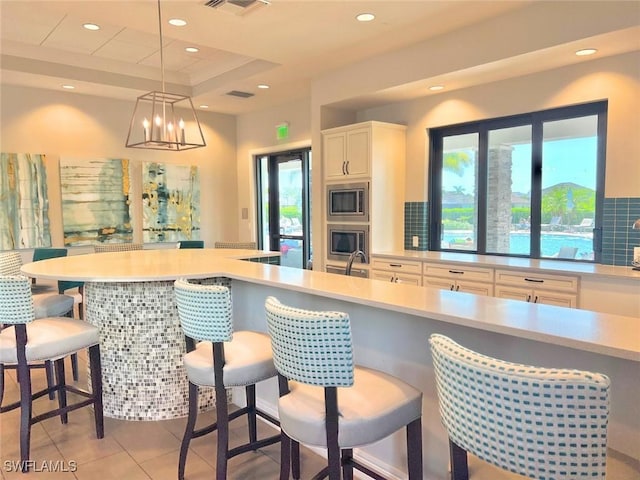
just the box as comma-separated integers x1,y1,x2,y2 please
142,162,200,242
0,152,51,250
60,157,133,246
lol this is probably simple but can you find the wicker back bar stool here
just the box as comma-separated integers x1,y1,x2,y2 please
429,334,611,480
0,251,75,400
265,296,423,480
173,279,281,480
94,243,143,252
0,275,104,472
214,241,257,249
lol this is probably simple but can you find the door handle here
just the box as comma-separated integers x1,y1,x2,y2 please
342,161,346,175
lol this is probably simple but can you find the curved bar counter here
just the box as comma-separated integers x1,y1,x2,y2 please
21,248,640,472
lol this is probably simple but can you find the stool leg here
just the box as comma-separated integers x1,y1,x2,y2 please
178,382,198,480
246,384,257,445
45,360,56,400
280,431,292,480
449,439,469,480
291,440,300,480
17,357,32,472
88,344,104,439
54,359,68,424
341,449,354,480
0,363,5,407
215,383,230,480
406,418,423,479
71,353,79,382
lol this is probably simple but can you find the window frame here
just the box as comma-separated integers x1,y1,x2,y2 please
428,101,607,262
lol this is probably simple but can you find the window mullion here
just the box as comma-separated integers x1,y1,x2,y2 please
476,128,488,254
530,119,543,258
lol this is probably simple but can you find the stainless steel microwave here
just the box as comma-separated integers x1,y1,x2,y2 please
326,182,369,222
327,224,369,262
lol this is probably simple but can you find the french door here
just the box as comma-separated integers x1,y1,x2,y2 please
256,148,312,269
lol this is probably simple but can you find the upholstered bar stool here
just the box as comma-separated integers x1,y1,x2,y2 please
0,275,104,472
94,243,143,252
32,247,84,381
264,296,423,480
214,241,257,249
429,334,611,480
0,251,75,398
173,279,281,480
177,240,204,249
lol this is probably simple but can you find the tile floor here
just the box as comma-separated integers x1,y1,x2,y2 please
1,353,639,480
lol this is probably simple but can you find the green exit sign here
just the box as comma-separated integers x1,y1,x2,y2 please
276,122,289,140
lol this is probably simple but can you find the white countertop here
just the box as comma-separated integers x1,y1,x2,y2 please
21,248,639,362
373,250,640,281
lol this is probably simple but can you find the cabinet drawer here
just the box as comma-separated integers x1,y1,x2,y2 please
495,270,578,293
423,263,494,282
371,258,422,275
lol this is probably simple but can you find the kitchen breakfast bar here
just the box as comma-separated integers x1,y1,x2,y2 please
21,248,640,478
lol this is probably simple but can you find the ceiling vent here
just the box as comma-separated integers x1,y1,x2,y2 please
226,90,254,98
204,0,268,16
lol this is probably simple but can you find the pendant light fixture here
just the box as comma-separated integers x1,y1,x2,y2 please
126,0,206,151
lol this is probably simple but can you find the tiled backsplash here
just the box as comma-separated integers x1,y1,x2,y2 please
404,202,429,251
403,198,640,264
602,197,640,266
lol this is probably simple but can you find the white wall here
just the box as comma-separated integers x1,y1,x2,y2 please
235,97,311,243
356,51,640,201
0,85,238,249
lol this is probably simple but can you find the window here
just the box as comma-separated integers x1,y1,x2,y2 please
429,101,606,262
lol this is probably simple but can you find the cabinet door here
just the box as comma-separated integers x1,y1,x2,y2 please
345,128,370,177
532,291,577,308
324,132,346,179
371,270,396,283
423,277,455,292
456,280,493,297
394,273,422,286
495,285,533,302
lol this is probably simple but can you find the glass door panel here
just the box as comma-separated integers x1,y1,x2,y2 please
441,133,479,251
486,125,532,255
540,116,597,260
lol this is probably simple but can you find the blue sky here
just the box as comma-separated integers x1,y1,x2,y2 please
443,137,598,194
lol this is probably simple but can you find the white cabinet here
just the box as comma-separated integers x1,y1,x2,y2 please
323,127,370,179
371,257,422,285
423,263,494,296
494,270,579,308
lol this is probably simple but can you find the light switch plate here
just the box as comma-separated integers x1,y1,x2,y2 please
412,235,419,247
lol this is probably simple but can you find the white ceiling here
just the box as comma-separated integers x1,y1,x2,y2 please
1,0,638,116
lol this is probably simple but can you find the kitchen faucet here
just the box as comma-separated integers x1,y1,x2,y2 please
345,250,367,276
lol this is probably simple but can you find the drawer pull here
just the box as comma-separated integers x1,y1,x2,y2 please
389,263,402,268
524,278,544,283
533,295,539,303
449,270,464,275
526,294,532,302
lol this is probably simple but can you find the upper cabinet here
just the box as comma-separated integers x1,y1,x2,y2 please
322,121,405,181
324,127,370,178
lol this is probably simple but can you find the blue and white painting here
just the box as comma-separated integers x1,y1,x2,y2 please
0,153,51,250
60,157,133,246
142,162,200,242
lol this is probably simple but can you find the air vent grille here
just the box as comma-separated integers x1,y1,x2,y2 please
204,0,261,10
226,90,254,98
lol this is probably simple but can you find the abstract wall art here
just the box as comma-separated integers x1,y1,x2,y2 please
142,162,200,242
60,157,133,246
0,152,52,250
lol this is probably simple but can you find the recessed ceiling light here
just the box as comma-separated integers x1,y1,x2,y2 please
185,47,199,53
575,48,597,56
62,85,75,90
429,85,445,91
168,18,187,27
83,23,100,31
356,13,375,22
257,84,270,89
199,104,209,109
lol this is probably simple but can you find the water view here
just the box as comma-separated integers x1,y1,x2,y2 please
443,232,594,259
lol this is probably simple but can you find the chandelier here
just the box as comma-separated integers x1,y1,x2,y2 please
126,0,206,151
